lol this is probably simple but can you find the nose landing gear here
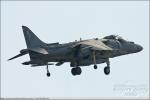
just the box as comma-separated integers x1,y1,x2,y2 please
104,67,110,75
104,59,110,75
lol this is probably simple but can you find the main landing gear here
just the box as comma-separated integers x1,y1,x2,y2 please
71,67,82,76
71,51,111,76
71,61,82,76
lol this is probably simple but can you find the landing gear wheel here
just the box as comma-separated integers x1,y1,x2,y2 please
104,67,110,75
76,67,82,75
71,67,82,76
47,72,50,77
94,65,98,69
71,68,77,76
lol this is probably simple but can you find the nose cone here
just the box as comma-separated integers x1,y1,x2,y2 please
135,44,143,52
121,42,143,55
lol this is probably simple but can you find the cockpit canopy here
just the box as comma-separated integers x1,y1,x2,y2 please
103,35,126,42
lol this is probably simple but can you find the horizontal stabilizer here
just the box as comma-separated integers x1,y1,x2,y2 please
8,48,48,61
8,49,28,61
8,53,26,61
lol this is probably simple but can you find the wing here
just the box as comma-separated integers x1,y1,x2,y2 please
73,39,113,51
72,39,117,58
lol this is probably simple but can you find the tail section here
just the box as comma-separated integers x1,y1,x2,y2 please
22,26,46,49
8,26,47,62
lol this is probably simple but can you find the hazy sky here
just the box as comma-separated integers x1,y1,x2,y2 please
1,1,149,98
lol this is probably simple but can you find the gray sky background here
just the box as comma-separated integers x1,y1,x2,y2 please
1,1,149,98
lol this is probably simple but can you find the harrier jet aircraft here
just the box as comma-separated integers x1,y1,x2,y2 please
8,26,143,77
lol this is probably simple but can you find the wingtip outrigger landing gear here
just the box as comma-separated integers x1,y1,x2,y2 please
94,64,98,69
104,59,110,75
93,51,98,69
46,64,50,77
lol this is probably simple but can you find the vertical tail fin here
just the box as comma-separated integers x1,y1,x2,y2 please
22,26,46,49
